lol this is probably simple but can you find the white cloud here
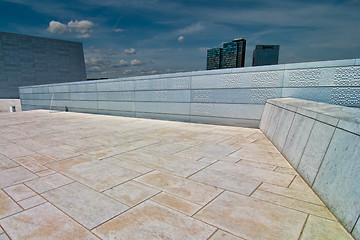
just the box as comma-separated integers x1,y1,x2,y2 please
47,20,94,38
178,22,205,35
68,20,94,38
130,59,143,65
119,60,129,66
124,48,136,54
178,36,184,42
47,21,68,34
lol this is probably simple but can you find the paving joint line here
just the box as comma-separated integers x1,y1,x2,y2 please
191,189,225,217
297,214,310,240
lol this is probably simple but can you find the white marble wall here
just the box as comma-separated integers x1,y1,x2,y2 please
19,58,360,127
260,98,360,239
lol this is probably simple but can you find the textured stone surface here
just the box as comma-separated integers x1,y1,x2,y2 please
195,191,308,240
260,98,360,237
25,173,74,193
43,182,128,229
135,170,222,205
297,121,335,186
0,190,22,219
313,129,360,232
0,110,351,239
104,180,160,207
93,201,216,240
300,215,353,240
353,218,360,240
282,114,315,168
209,230,245,239
17,195,47,209
47,156,140,191
0,166,38,188
3,184,36,201
151,192,202,216
0,203,98,240
189,168,259,195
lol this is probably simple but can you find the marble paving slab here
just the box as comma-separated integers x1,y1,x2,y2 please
0,111,353,240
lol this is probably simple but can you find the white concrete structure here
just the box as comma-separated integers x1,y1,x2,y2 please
19,58,360,128
0,99,21,112
260,98,360,239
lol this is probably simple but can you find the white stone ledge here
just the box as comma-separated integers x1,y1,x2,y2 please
267,98,360,135
260,97,360,239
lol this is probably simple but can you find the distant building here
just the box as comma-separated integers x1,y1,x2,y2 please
206,48,222,70
222,39,246,68
206,38,246,70
252,45,280,66
0,31,86,99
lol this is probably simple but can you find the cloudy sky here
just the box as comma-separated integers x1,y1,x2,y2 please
1,0,360,79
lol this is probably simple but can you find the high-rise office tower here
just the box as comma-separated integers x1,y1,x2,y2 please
206,48,222,70
221,38,246,68
206,38,246,70
252,45,280,66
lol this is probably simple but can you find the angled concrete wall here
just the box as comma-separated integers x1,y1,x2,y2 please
19,58,360,127
0,31,86,99
260,98,360,239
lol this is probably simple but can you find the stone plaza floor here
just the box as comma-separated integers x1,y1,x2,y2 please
0,110,353,240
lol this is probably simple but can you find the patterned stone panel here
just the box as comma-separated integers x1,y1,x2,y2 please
70,92,97,101
21,105,35,111
98,101,135,112
250,88,280,104
334,66,360,86
190,103,264,119
136,112,191,122
21,100,33,106
98,110,136,117
135,90,191,102
20,93,35,100
48,85,70,93
96,81,134,91
97,91,135,101
70,83,97,92
52,93,70,100
331,87,360,107
19,87,33,94
32,86,49,94
191,73,235,89
285,69,321,87
192,71,283,89
135,102,190,115
135,77,190,90
251,71,283,88
32,99,51,106
220,73,244,88
282,87,334,105
191,88,281,104
51,100,71,108
68,100,97,109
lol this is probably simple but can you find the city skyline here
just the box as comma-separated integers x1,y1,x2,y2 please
207,38,246,70
1,0,360,79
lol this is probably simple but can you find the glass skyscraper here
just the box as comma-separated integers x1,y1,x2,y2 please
252,45,280,66
206,38,246,70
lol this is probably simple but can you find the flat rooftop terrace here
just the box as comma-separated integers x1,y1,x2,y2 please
0,110,353,239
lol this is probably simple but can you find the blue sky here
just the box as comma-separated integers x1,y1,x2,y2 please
1,0,360,79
